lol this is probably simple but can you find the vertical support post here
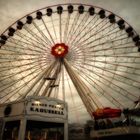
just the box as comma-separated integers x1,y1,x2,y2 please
64,121,68,140
21,61,56,98
18,118,27,140
64,59,103,116
34,60,57,96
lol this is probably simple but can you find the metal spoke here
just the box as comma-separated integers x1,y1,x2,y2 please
0,4,140,123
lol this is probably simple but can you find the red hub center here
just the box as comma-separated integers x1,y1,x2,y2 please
51,43,68,58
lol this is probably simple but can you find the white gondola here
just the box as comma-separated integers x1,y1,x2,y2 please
90,107,140,140
90,124,140,140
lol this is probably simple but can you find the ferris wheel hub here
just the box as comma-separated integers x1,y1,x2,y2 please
51,43,68,58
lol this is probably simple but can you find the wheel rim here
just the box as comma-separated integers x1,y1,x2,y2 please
0,4,140,123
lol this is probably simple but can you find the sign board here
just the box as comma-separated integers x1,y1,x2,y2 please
90,126,140,138
26,97,67,119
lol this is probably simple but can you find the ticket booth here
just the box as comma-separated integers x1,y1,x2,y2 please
0,96,68,140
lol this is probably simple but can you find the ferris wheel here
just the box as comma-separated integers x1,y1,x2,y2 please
0,3,140,123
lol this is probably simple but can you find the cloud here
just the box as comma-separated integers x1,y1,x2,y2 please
0,0,140,33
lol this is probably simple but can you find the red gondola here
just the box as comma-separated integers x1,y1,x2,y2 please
92,107,122,120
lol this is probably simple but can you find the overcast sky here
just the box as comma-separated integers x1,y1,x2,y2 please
0,0,140,123
0,0,140,34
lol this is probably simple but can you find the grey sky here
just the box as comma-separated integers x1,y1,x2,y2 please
0,0,140,34
0,0,140,123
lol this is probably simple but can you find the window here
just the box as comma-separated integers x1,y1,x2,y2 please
0,119,4,138
25,120,64,140
2,120,20,140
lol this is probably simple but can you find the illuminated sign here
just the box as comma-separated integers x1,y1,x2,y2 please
26,98,67,119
